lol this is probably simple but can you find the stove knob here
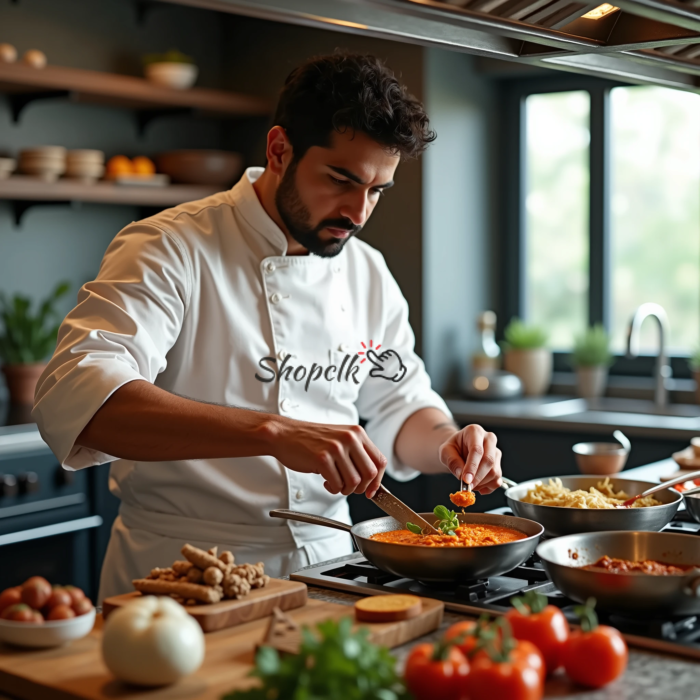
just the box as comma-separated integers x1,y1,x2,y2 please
55,467,74,486
0,474,18,498
18,472,40,494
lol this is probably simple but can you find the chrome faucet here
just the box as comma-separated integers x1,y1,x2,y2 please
626,303,671,409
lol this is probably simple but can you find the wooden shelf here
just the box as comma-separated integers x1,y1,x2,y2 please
0,176,222,223
0,61,271,122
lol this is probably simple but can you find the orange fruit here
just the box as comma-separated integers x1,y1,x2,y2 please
106,155,133,176
132,156,156,176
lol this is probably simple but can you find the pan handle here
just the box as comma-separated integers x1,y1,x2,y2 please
269,509,353,533
501,477,519,489
684,575,700,599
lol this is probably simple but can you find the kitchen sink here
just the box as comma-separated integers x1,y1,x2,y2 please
537,397,700,419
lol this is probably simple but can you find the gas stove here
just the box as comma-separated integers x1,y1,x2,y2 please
291,508,700,660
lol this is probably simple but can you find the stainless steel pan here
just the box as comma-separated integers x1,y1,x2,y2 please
504,475,681,537
271,509,543,582
537,531,700,615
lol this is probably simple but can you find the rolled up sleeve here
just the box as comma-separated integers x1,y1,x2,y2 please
32,223,191,469
355,257,453,482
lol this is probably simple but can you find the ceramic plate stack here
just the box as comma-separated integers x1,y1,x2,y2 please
19,146,66,182
65,150,105,183
0,157,15,180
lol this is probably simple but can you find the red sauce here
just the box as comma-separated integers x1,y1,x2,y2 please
582,555,696,575
371,523,526,547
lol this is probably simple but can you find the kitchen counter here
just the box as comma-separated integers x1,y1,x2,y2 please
446,395,700,440
303,583,700,700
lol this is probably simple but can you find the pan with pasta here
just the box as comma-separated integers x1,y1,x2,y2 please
520,477,662,509
504,475,681,537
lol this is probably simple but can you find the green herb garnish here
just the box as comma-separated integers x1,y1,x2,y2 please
222,617,409,700
405,522,422,534
433,504,460,536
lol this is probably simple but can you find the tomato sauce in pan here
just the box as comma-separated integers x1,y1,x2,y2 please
370,524,527,547
582,555,697,575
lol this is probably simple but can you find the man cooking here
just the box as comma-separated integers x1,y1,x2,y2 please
32,53,503,602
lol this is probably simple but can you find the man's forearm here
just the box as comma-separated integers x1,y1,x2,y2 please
393,407,459,474
76,379,282,461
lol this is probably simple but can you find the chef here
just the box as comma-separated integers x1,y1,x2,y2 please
32,53,503,601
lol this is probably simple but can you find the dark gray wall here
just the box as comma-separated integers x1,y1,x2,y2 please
422,49,498,394
0,0,226,341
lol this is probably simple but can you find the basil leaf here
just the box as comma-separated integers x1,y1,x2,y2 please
406,522,422,535
434,505,450,520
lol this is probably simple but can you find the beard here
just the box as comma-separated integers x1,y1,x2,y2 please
275,160,361,258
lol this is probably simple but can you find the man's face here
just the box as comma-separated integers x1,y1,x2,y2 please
275,130,400,257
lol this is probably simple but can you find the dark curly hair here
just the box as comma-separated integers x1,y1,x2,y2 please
272,53,435,161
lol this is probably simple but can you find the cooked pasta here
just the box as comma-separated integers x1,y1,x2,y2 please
520,477,662,509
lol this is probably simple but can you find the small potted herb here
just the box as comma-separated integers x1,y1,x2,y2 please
501,318,552,397
690,349,700,405
571,324,613,399
0,282,69,404
143,49,198,90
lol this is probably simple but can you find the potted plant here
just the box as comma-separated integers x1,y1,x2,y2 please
502,318,551,396
143,49,198,90
690,349,700,405
571,324,613,399
0,282,69,404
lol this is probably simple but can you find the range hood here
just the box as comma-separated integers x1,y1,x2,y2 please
163,0,700,91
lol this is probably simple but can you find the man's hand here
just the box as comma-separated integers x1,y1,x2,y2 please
438,424,502,494
270,419,387,498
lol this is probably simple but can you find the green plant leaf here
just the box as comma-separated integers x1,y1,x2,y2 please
406,522,422,535
503,317,548,350
433,505,450,520
571,324,613,368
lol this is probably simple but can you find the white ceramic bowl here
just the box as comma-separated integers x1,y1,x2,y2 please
572,441,628,475
145,62,198,90
0,607,95,648
65,161,105,182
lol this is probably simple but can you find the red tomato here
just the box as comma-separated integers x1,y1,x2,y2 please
1,603,36,622
0,587,22,615
562,625,628,688
72,598,94,616
32,610,44,624
64,586,86,606
21,576,52,610
47,604,76,621
506,604,569,674
404,642,470,700
469,639,545,700
443,620,479,657
45,587,72,611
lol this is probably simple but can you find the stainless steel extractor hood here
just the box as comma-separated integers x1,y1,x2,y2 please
161,0,700,91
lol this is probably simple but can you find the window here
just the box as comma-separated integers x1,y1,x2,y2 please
524,91,590,349
503,77,700,370
610,87,700,355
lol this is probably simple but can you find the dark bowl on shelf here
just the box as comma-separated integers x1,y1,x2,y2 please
155,150,243,186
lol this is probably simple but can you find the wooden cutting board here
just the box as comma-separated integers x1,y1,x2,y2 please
0,597,443,700
103,578,308,632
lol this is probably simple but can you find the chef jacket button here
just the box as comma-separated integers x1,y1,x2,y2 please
340,304,346,312
333,265,341,273
270,292,282,304
338,343,350,352
265,261,276,274
277,349,288,361
295,490,304,501
280,398,292,412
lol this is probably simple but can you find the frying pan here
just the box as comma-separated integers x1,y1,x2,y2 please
270,509,543,582
503,475,681,537
537,531,700,615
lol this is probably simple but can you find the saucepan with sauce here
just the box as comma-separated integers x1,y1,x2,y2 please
270,509,544,582
537,531,700,615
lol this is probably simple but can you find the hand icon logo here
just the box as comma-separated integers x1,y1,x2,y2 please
365,348,407,382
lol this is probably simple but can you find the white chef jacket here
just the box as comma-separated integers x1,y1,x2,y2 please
32,167,453,601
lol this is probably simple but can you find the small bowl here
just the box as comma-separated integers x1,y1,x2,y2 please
684,493,700,524
0,607,95,648
572,442,628,475
145,62,198,90
155,149,243,186
65,161,105,183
